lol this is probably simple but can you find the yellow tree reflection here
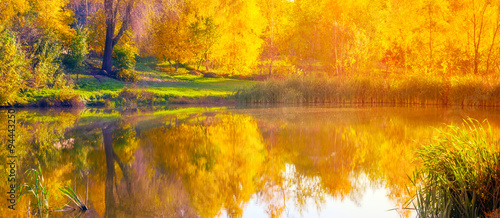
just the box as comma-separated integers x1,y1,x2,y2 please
143,114,266,217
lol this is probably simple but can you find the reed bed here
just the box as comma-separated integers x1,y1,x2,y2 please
407,119,500,217
235,74,500,107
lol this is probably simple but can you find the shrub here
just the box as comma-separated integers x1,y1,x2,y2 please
56,87,85,107
113,44,137,69
115,88,165,106
38,88,84,107
0,30,27,105
63,26,89,72
28,31,63,89
116,69,138,82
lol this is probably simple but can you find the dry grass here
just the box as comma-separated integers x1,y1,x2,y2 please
235,73,500,107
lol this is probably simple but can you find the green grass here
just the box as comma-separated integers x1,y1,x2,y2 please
11,58,255,107
406,119,500,217
146,78,254,97
75,75,125,92
74,61,254,106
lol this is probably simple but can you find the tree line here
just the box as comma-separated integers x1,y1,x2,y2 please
2,0,500,104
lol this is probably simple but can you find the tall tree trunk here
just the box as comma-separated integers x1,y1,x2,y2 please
197,59,202,71
428,2,433,75
334,25,339,76
101,0,133,74
269,35,274,76
102,0,115,73
269,58,273,76
102,25,114,73
269,16,274,76
474,3,488,74
486,11,500,73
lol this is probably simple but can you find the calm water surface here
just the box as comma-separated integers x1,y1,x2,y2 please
2,105,500,217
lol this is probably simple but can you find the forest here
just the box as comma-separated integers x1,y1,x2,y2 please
5,1,500,217
2,0,500,107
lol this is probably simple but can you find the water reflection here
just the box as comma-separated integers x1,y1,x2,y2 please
2,106,500,217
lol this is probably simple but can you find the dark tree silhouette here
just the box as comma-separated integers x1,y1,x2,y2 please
101,0,134,74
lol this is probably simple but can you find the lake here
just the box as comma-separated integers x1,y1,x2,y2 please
2,105,500,217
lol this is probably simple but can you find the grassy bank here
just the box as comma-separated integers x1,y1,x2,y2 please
7,57,500,108
7,59,255,108
407,119,500,217
236,74,500,107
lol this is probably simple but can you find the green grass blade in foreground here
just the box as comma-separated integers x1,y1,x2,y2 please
16,167,51,214
407,118,500,217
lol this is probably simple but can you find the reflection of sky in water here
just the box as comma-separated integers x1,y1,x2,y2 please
243,188,406,218
222,164,416,218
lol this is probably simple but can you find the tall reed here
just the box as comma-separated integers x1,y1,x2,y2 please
17,166,89,215
407,119,500,217
235,74,500,107
17,166,51,215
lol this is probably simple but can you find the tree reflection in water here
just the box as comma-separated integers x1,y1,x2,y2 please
5,107,499,217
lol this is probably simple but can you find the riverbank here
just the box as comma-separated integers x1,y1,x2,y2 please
4,59,255,108
4,58,500,108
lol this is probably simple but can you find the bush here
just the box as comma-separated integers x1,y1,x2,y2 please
115,88,166,106
116,69,138,82
29,31,63,89
38,87,85,107
0,30,27,105
113,44,137,69
63,26,89,72
56,87,85,107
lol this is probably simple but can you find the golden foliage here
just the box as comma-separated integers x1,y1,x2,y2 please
0,0,28,31
32,0,75,41
88,9,136,56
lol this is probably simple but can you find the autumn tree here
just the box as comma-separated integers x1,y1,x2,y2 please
258,0,293,75
151,0,195,71
460,0,500,74
0,31,26,104
381,0,500,76
0,0,76,104
284,0,324,72
195,0,265,74
101,0,134,74
189,16,218,71
0,0,28,31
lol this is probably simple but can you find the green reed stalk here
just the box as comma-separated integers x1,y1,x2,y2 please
59,185,88,211
407,118,500,217
17,165,50,215
17,165,89,215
